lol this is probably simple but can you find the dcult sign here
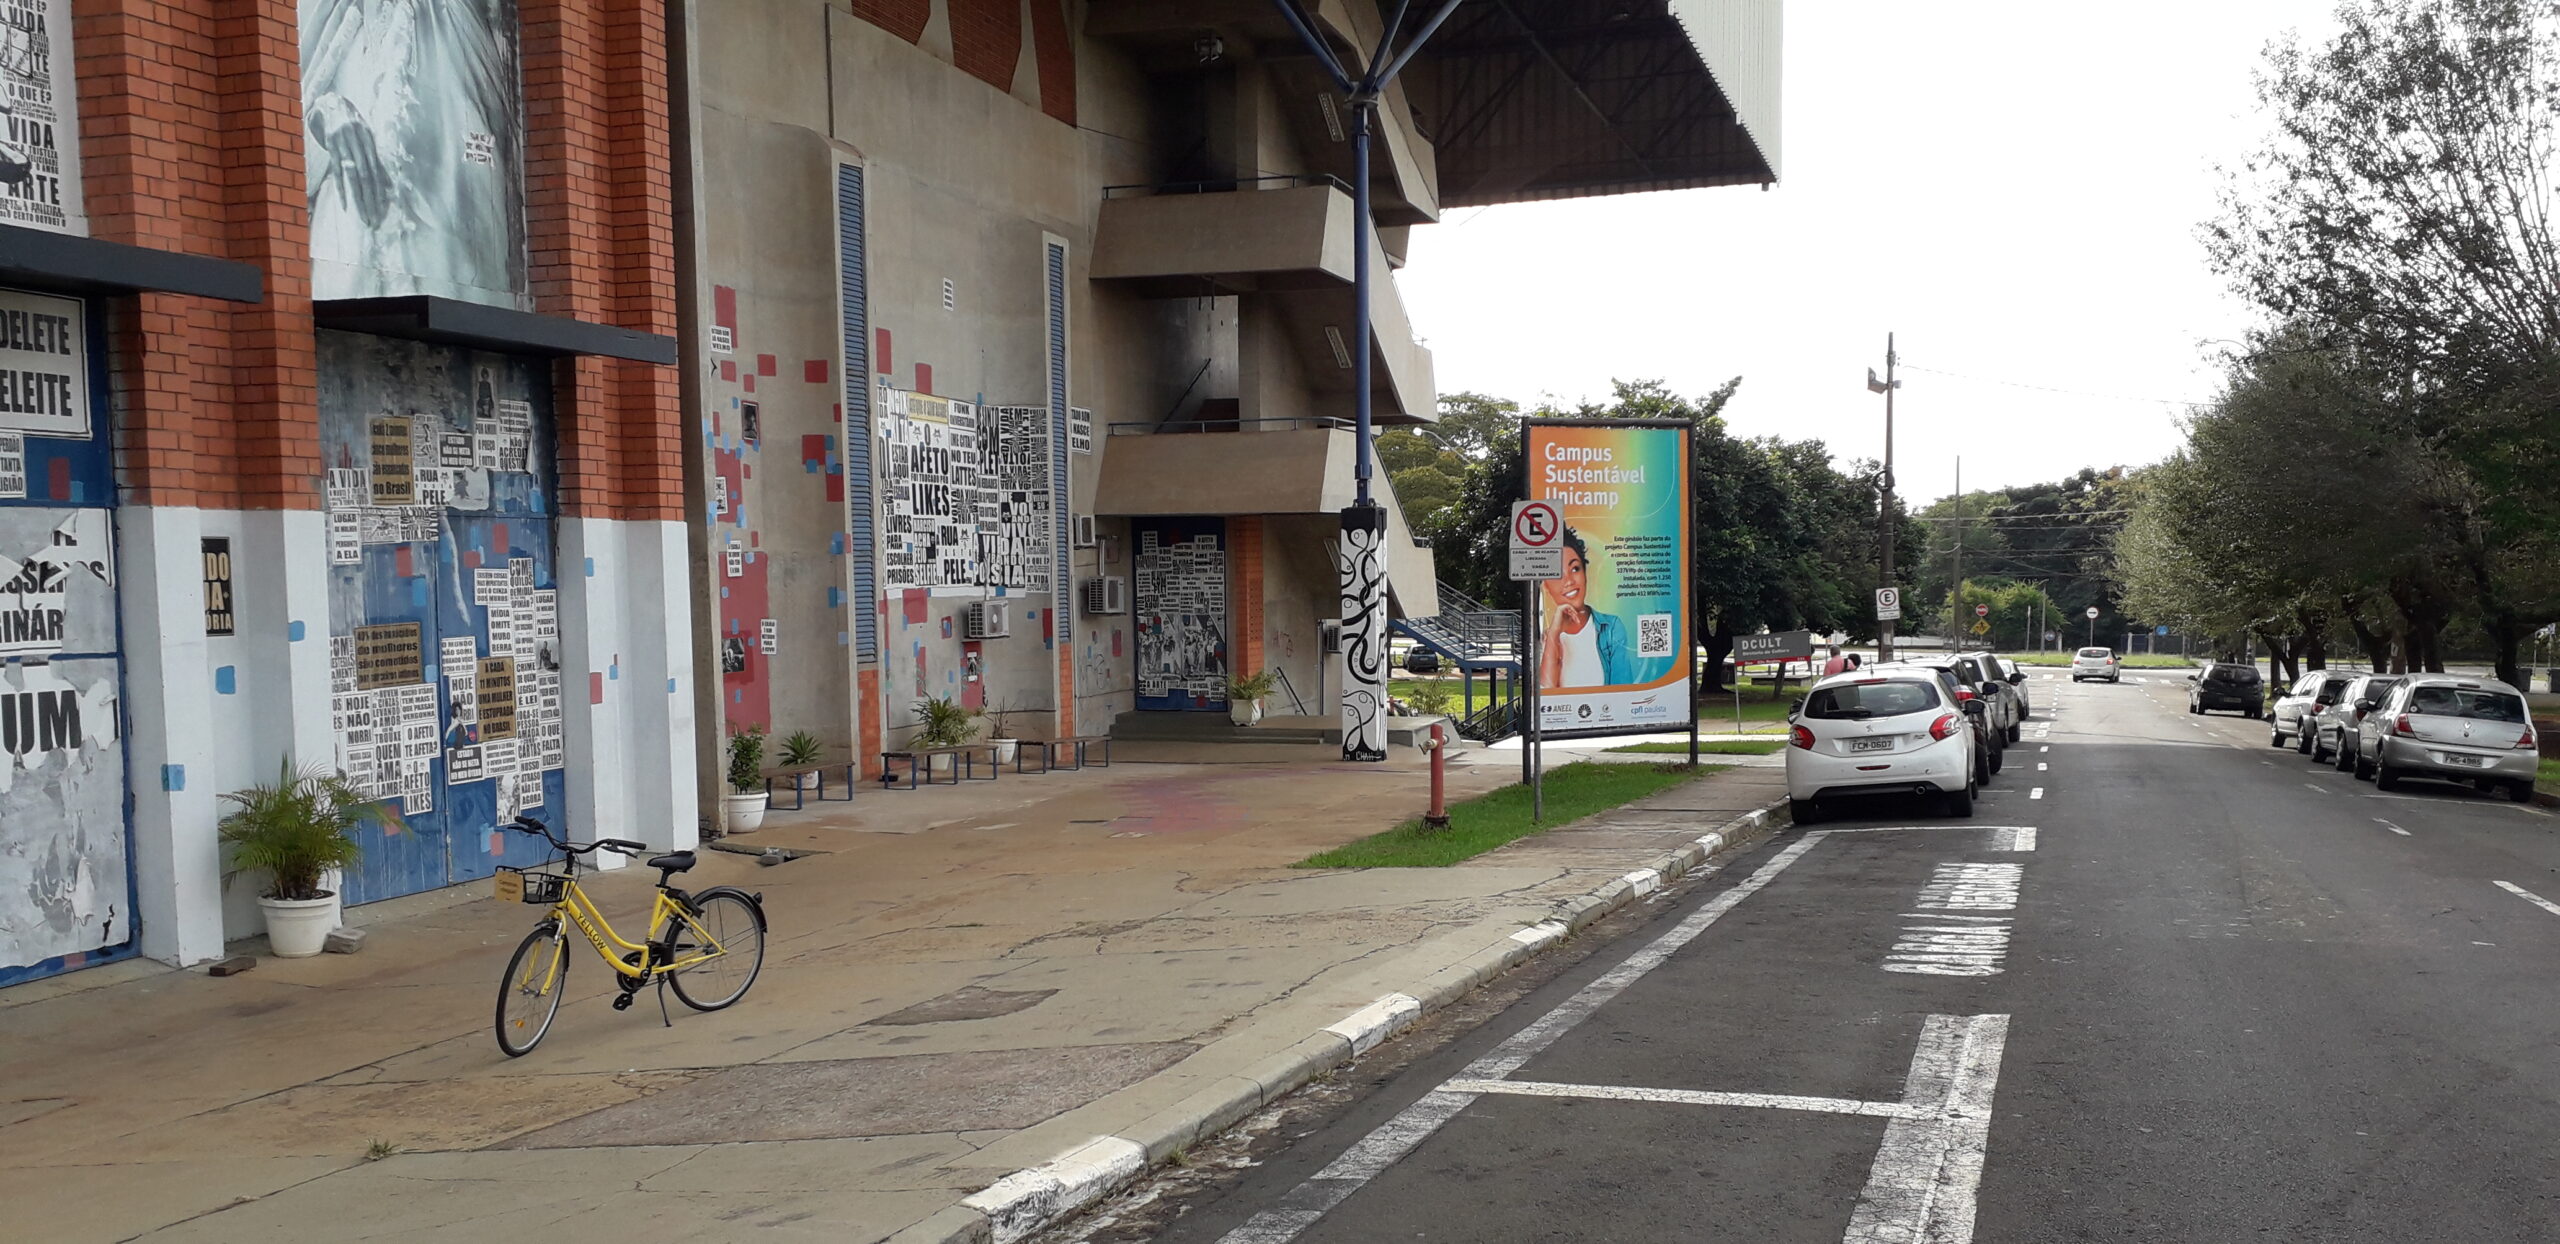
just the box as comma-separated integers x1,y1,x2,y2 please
1734,630,1814,664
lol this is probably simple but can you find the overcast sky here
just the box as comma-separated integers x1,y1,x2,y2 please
1400,1,2339,506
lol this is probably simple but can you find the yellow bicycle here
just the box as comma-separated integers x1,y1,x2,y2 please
492,815,768,1056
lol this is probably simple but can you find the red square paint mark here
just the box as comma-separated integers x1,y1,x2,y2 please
902,588,929,624
804,359,829,384
743,463,753,480
494,524,511,552
1112,629,1123,657
47,458,70,500
915,363,933,394
393,545,415,578
826,473,844,503
590,672,606,705
743,373,756,393
875,328,892,375
833,403,843,423
463,550,482,570
801,433,827,462
756,353,777,376
1042,609,1055,640
713,285,738,330
749,531,760,548
720,359,737,382
488,831,504,856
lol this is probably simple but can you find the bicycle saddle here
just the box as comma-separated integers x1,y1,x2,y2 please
647,851,696,875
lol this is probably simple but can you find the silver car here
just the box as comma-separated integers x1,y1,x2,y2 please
1905,654,2019,751
2356,675,2537,800
2314,673,2400,772
2270,669,2354,753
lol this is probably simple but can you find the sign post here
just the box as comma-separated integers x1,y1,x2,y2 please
2086,605,2100,648
1509,500,1563,821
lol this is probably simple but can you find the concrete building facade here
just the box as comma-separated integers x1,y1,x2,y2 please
2,0,694,986
679,0,1780,797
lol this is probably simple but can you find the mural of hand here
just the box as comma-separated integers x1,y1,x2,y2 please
308,93,392,228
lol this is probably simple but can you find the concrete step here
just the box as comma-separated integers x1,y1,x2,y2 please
1109,711,1458,749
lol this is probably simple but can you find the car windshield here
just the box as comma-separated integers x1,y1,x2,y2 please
2318,678,2353,701
2078,648,2111,658
2206,666,2257,683
2406,686,2527,722
1804,680,1939,720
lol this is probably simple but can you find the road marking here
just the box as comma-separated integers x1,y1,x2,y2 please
2036,762,2048,771
2039,746,2049,753
2030,787,2044,799
1210,836,1826,1244
1441,1078,1916,1119
2373,818,2410,836
1994,827,2036,852
2303,783,2328,795
1843,1014,2011,1244
1888,862,2021,976
2494,880,2560,918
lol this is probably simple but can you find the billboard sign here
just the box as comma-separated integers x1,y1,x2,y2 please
1523,419,1690,738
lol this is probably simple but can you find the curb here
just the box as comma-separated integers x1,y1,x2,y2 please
891,795,1793,1244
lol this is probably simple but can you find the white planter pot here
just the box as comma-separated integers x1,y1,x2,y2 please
258,895,338,959
1229,699,1263,727
990,739,1020,765
724,790,769,833
793,770,821,792
928,751,958,775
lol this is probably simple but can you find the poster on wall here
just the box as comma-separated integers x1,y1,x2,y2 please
1133,529,1227,703
0,287,88,439
0,656,123,971
301,0,528,308
0,432,22,499
1522,419,1691,738
877,386,1059,597
0,509,111,658
0,0,87,235
984,405,1052,592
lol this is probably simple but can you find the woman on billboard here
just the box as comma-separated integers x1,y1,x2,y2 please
1538,527,1651,689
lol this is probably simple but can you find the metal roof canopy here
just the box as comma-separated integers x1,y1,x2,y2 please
1399,0,1781,207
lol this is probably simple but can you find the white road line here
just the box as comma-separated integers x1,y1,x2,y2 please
1843,1014,2011,1244
2374,818,2411,836
1997,827,2037,852
2303,783,2329,795
1441,1078,1917,1119
2036,762,2048,771
1211,836,1826,1244
2039,746,2049,753
2494,880,2560,918
2030,787,2044,799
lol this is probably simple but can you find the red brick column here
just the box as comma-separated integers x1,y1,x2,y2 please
1229,517,1265,678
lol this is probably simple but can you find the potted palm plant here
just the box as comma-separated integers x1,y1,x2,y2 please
983,698,1022,767
913,695,978,773
725,726,769,832
779,730,824,791
1226,669,1279,726
218,758,380,958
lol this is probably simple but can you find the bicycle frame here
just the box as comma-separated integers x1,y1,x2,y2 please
543,879,731,980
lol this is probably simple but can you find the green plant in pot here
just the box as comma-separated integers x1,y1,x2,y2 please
779,730,824,791
982,696,1024,767
1226,669,1279,726
724,726,769,833
913,696,979,773
217,758,384,958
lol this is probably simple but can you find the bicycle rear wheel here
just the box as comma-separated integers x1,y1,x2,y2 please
667,890,766,1012
495,922,571,1056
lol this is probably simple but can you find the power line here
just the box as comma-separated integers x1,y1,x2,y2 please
1898,362,2214,409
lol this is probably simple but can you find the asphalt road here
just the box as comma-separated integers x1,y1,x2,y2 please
1128,671,2560,1243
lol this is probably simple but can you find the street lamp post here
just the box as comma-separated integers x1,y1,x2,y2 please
1868,336,1901,663
1272,0,1466,762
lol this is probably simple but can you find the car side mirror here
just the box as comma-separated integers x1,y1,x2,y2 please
2006,671,2025,684
1789,698,1804,716
2356,698,2378,712
1961,700,1987,717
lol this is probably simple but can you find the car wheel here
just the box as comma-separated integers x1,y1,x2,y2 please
2006,722,2022,744
2510,780,2536,804
2296,727,2313,755
2375,760,2401,792
2334,741,2356,772
1944,779,1975,819
2311,732,2331,763
2247,705,2263,720
2189,702,2201,715
1790,798,1821,824
1989,744,2005,775
2354,752,2377,781
1974,746,1991,785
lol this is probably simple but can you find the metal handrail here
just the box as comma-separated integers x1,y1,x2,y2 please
1108,416,1354,436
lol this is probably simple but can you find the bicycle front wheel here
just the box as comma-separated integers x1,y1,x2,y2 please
667,890,766,1012
495,922,571,1057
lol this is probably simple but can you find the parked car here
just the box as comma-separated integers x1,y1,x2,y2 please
1978,652,2032,725
1401,647,1441,675
1785,666,1991,822
2353,675,2537,800
2270,669,2355,753
2315,673,2400,772
2187,661,2264,717
1904,653,2020,750
2071,646,2120,682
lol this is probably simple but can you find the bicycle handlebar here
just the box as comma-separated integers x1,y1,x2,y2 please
509,816,647,857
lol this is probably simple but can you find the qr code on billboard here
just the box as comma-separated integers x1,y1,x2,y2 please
1636,614,1675,658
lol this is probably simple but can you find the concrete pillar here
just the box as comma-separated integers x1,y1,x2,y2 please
118,506,225,967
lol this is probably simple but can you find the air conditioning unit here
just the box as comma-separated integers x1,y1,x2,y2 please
1080,576,1129,616
964,600,1012,639
1073,514,1097,549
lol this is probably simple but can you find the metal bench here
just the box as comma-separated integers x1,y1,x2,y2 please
1040,735,1113,771
877,744,1003,789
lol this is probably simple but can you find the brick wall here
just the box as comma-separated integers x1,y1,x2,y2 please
1229,516,1265,679
947,0,1021,92
70,0,679,520
849,0,1075,125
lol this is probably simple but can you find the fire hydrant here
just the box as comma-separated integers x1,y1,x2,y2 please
1421,722,1451,832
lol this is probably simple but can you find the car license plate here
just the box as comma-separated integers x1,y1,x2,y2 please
2442,752,2485,768
1851,737,1894,754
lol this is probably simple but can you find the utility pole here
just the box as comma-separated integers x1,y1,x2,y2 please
1869,336,1900,663
1950,455,1963,651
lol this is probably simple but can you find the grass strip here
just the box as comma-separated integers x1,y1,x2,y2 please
1296,761,1718,869
1606,740,1784,756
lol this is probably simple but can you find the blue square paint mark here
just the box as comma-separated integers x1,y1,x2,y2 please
829,533,845,555
803,460,819,474
585,557,597,577
838,630,849,646
720,587,730,599
827,587,844,608
287,620,307,642
732,397,741,409
69,482,86,503
214,666,237,694
411,580,430,606
733,688,743,704
668,678,679,693
161,764,185,792
728,617,740,633
608,662,620,681
425,664,439,684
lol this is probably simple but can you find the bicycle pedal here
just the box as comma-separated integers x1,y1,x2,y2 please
611,993,634,1011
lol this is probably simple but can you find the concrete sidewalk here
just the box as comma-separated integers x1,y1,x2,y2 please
1,741,1781,1243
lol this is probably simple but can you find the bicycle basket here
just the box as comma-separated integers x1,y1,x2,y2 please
494,867,568,905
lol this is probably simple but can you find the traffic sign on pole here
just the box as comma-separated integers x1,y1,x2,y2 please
2085,606,2100,620
1509,500,1563,580
1974,603,1990,618
1875,587,1902,621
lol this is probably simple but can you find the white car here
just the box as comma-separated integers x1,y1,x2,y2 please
1785,668,1986,823
2070,646,2120,682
